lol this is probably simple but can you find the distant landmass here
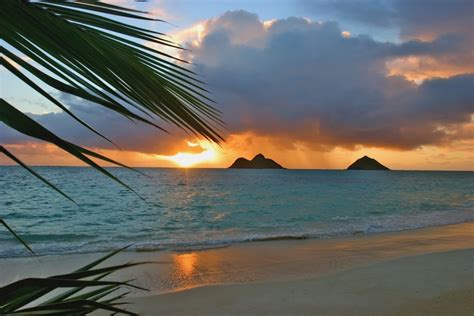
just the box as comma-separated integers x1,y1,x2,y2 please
347,156,390,170
229,153,284,169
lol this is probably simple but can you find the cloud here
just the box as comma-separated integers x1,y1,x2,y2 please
300,0,474,87
394,0,473,40
2,10,472,160
177,11,473,150
0,93,194,155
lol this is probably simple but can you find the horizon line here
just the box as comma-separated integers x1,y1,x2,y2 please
0,165,472,172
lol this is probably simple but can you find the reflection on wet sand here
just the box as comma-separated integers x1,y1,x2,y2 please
174,253,198,277
149,222,474,294
0,222,472,296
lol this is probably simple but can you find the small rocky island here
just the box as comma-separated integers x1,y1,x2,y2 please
347,156,390,170
229,153,284,169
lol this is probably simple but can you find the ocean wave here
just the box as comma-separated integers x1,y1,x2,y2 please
2,210,472,258
2,168,473,259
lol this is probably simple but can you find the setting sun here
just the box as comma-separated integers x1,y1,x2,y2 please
156,140,218,167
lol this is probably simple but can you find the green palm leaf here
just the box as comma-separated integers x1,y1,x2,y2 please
1,0,223,143
0,145,77,205
0,0,224,204
0,219,34,254
0,0,224,249
0,1,222,314
0,100,144,200
0,248,152,315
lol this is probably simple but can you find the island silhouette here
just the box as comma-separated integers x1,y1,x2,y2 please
229,153,284,169
347,156,390,170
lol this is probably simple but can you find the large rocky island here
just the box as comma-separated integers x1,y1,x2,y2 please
347,156,390,170
229,153,284,169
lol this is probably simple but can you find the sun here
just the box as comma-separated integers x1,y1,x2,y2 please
167,149,216,167
156,140,218,168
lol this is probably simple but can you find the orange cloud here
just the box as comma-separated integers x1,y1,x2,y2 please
386,56,474,83
2,130,473,171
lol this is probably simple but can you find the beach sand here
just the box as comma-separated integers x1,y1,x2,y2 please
1,222,473,315
129,248,474,315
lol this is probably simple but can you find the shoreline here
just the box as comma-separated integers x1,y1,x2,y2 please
1,222,473,296
122,249,473,315
2,217,473,259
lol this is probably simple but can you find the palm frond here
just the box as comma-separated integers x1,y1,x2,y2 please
0,145,77,205
0,0,224,205
0,2,220,314
0,100,144,200
0,219,34,254
1,0,224,143
0,248,155,315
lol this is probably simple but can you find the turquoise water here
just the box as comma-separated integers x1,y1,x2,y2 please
1,167,473,257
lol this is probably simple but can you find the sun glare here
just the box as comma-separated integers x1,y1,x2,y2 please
156,140,217,168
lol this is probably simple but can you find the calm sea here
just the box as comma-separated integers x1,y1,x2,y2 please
1,167,473,257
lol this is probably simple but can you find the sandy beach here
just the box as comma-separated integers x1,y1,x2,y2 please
1,222,473,315
129,248,473,315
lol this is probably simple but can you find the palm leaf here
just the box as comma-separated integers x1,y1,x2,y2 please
0,248,152,315
3,246,131,310
0,0,225,210
0,219,34,254
0,100,144,200
0,0,225,252
1,0,223,143
0,145,77,205
1,56,120,149
1,0,225,206
10,299,138,315
0,1,220,314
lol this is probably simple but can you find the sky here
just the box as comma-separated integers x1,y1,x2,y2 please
1,0,473,170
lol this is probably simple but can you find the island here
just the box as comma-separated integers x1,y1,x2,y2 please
347,156,390,170
229,153,285,169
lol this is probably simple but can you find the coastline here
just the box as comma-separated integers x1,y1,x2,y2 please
2,209,472,258
123,248,473,315
118,221,472,315
1,222,473,296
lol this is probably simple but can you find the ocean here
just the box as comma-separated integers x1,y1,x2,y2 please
1,167,473,257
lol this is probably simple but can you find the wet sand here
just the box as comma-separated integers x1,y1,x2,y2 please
1,222,473,315
128,248,474,315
